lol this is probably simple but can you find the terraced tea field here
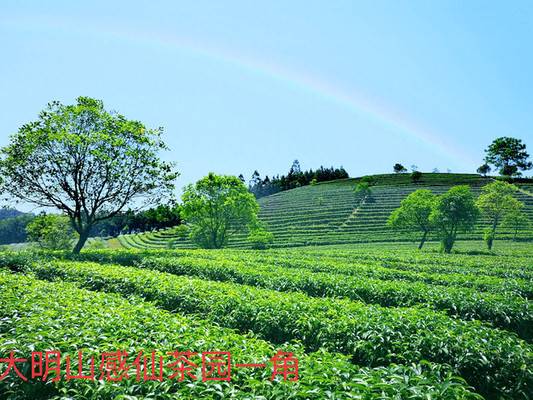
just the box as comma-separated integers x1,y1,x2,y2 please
1,245,531,399
116,173,533,250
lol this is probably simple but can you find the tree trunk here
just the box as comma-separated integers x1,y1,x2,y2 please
486,236,493,251
443,234,454,253
418,230,428,250
72,229,91,254
488,218,498,251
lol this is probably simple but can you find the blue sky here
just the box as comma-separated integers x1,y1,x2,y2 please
1,0,532,205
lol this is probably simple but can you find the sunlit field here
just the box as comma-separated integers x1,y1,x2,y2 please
1,244,531,399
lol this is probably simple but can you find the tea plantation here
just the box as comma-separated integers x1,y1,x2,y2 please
1,244,532,399
1,173,532,399
117,173,533,250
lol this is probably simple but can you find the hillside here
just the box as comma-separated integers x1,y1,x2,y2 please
117,173,533,249
0,208,27,220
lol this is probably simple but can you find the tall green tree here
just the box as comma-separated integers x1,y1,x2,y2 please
430,186,480,253
483,137,532,176
476,181,521,250
387,189,436,249
0,97,178,253
181,173,260,249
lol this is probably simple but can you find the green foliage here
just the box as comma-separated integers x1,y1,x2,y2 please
1,269,485,400
0,97,178,254
387,189,436,249
25,214,77,250
483,227,494,250
476,181,522,249
248,164,348,198
502,202,531,240
353,181,373,204
0,214,34,245
133,252,532,342
360,175,376,185
175,224,189,239
182,173,260,249
477,163,491,176
393,163,407,173
484,137,533,176
88,240,106,249
410,170,422,183
248,227,274,249
17,253,532,399
118,173,533,250
430,186,480,253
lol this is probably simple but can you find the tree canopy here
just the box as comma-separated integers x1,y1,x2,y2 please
393,163,407,173
483,137,532,176
353,182,373,205
430,185,480,253
0,97,178,253
502,202,531,241
476,163,491,176
387,189,436,249
182,173,260,249
476,181,521,250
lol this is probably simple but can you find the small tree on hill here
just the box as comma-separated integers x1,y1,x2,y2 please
249,170,262,188
430,186,480,253
354,182,373,204
182,173,259,249
410,170,422,183
0,97,178,253
387,189,436,249
483,137,532,176
477,163,491,177
476,181,522,250
393,163,407,173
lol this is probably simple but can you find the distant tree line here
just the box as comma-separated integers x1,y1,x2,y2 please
246,160,349,199
0,204,181,245
0,211,34,245
91,204,181,237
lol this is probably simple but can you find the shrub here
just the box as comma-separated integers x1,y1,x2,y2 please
248,228,274,250
175,224,189,239
25,214,78,250
410,170,422,183
88,241,106,249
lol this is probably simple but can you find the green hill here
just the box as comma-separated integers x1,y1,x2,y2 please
117,173,533,249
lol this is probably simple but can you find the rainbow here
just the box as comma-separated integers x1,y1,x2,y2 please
3,17,476,170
